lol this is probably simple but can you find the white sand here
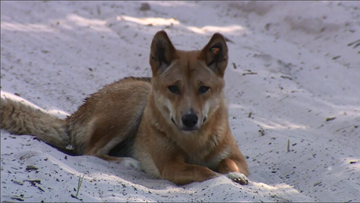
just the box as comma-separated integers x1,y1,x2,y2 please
1,1,359,202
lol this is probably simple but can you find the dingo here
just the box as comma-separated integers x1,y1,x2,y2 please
1,30,249,185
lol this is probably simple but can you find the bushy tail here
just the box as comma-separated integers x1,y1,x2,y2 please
1,94,70,150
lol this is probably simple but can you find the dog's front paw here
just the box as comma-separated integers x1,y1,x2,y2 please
226,172,249,185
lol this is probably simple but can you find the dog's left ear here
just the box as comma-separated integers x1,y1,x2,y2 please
199,33,228,77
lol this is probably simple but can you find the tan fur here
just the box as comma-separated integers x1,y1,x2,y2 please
0,31,249,185
1,95,69,150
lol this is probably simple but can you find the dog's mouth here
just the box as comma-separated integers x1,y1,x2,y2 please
181,127,199,132
171,117,199,133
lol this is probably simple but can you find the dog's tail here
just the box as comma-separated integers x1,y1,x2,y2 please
1,94,71,151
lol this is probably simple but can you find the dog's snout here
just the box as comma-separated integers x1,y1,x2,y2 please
181,114,198,128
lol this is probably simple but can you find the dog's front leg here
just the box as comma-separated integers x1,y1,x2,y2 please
218,158,249,185
161,160,219,185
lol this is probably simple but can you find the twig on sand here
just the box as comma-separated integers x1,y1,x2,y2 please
332,56,341,60
70,174,85,201
347,39,360,47
280,75,293,80
243,72,257,76
325,117,336,122
37,186,45,192
25,165,38,172
11,179,24,185
11,195,25,201
76,174,85,198
232,62,237,69
287,139,290,153
258,125,265,136
25,179,41,186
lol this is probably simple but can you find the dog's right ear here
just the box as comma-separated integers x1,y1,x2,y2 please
149,30,178,76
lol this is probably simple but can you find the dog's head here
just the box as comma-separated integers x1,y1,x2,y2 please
149,30,228,133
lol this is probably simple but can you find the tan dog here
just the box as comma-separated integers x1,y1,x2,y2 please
1,30,249,185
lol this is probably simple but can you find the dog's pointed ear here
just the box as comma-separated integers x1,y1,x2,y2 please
149,30,178,76
199,33,228,77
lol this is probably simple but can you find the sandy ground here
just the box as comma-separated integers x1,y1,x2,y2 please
1,1,359,202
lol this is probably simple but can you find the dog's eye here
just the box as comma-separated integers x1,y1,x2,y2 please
199,86,210,94
168,85,180,94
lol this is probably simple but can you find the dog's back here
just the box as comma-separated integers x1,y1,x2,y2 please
67,77,151,156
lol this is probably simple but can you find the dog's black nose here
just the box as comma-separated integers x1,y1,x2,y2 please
181,114,198,128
